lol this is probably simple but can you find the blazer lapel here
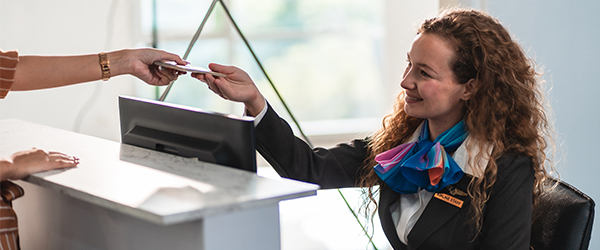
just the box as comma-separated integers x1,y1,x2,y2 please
378,184,407,250
407,175,472,249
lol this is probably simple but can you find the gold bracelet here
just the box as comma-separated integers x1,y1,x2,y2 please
98,52,111,81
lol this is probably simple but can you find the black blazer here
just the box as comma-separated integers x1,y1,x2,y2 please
255,104,534,249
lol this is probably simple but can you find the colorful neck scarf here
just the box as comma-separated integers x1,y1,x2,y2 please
373,120,468,194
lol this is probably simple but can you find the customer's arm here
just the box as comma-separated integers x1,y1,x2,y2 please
12,48,186,90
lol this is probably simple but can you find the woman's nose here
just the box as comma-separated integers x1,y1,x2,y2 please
400,69,415,90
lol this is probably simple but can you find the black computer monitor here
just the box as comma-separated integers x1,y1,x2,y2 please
118,96,256,172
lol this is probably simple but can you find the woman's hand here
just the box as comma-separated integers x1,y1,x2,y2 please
110,48,187,86
192,63,266,116
1,148,79,181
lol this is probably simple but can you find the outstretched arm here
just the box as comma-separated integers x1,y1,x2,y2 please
12,48,187,90
191,63,368,188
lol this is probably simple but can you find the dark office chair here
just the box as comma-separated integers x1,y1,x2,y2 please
530,178,595,250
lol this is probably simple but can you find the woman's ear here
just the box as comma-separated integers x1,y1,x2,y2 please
461,79,476,100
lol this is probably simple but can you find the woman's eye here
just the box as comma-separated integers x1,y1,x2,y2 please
420,70,430,78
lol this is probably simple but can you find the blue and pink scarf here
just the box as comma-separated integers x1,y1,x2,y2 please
374,120,468,194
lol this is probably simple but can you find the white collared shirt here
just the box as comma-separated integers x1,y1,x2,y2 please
248,99,269,126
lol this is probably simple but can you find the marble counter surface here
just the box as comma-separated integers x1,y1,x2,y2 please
0,119,318,225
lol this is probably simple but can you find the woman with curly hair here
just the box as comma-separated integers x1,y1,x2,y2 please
194,8,554,249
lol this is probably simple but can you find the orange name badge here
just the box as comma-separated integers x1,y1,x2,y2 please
434,193,464,208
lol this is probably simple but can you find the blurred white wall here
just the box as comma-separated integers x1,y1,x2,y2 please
486,0,600,248
0,0,144,142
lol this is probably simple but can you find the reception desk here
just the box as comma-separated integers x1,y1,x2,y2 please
0,119,319,250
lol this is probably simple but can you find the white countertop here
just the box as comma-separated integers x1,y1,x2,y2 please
0,119,318,225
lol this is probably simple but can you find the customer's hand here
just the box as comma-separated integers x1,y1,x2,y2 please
3,148,79,180
111,48,187,86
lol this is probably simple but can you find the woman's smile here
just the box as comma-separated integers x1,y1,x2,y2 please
405,94,423,103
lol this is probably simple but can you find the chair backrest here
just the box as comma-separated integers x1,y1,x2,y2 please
531,178,595,250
